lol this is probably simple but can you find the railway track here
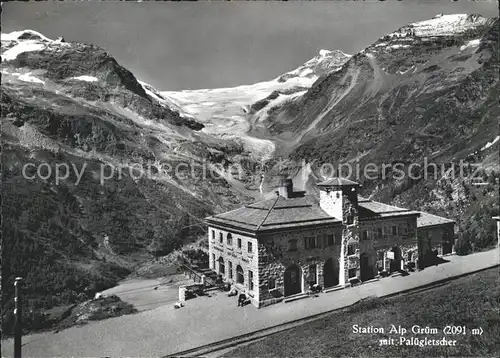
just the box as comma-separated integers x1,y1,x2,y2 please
165,264,499,357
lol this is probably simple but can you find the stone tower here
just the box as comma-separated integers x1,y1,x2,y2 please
318,177,360,286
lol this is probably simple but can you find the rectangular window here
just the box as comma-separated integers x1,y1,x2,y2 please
227,234,232,246
219,233,223,244
219,259,225,275
348,268,357,278
289,239,298,252
212,254,215,269
327,234,334,246
248,241,253,253
268,278,276,290
362,231,368,241
377,228,383,239
392,226,397,235
211,230,215,240
228,261,233,279
249,270,254,291
317,235,323,248
347,244,355,256
308,264,317,285
237,238,242,249
306,237,316,249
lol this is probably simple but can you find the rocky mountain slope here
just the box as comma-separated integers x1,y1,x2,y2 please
1,30,262,333
260,15,499,152
257,14,499,249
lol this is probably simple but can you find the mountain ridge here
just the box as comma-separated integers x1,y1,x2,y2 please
1,28,265,334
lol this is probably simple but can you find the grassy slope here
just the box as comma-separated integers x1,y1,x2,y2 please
228,267,500,357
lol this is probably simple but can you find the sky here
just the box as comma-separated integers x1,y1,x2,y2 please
2,1,498,90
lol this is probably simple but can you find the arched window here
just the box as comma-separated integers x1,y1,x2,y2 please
218,257,225,275
227,233,232,246
236,265,244,284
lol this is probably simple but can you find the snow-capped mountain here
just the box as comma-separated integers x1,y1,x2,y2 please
258,14,498,154
276,49,351,83
386,13,490,38
160,49,351,159
259,13,499,228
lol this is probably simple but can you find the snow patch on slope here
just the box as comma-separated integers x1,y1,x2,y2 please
2,41,46,61
279,49,351,82
460,39,481,51
72,75,99,82
388,44,411,50
481,136,500,151
18,73,45,84
388,14,490,39
1,29,52,42
412,14,488,37
1,29,71,62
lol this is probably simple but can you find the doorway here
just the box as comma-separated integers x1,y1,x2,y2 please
323,258,339,288
284,265,302,296
389,246,401,273
360,253,374,281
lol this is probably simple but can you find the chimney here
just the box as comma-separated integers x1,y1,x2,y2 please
278,178,293,198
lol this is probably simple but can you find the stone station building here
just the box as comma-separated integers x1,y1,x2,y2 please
205,178,456,308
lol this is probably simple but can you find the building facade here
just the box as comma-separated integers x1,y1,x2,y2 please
416,212,456,268
493,216,500,247
206,178,456,308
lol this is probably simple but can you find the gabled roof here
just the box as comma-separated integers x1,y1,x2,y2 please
417,211,455,228
357,196,420,219
317,177,360,187
207,192,454,233
205,195,341,233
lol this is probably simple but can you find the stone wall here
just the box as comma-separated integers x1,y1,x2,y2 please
257,225,342,306
351,216,419,278
207,209,454,308
417,223,455,268
208,226,260,306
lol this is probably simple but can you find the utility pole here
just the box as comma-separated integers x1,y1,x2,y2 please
14,277,23,358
